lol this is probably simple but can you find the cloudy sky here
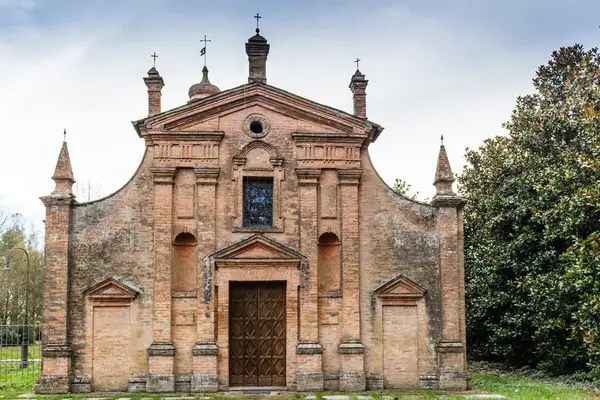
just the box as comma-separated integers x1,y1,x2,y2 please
1,0,598,233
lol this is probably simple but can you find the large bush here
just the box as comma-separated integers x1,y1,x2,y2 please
459,45,600,376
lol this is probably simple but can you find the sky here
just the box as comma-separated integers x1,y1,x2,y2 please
1,0,599,234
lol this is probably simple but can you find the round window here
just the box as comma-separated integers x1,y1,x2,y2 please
250,121,263,134
243,114,270,139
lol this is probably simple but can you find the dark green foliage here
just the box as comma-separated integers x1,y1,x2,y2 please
459,45,600,376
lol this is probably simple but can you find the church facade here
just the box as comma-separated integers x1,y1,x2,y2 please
36,29,468,394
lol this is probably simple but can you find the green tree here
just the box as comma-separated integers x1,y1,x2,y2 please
458,45,600,376
393,178,420,200
0,210,44,326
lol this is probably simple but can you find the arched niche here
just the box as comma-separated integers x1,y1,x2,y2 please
318,232,341,293
172,232,198,292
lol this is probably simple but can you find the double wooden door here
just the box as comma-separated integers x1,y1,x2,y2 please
229,281,286,387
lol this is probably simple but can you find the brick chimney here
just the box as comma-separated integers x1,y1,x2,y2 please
144,67,165,116
349,69,368,118
246,28,270,83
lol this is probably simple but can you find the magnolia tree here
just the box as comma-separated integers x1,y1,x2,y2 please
458,45,600,376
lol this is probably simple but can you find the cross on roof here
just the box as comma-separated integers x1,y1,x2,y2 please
254,13,262,33
354,57,361,70
151,52,158,67
200,35,211,66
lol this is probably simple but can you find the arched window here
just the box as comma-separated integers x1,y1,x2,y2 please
318,232,341,293
172,232,197,292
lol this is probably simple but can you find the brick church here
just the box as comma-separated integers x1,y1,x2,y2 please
37,25,468,394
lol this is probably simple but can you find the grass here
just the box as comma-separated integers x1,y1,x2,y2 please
0,369,596,399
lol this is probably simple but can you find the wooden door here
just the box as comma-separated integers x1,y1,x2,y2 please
229,281,286,387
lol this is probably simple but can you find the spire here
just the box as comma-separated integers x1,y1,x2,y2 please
432,137,465,208
51,131,75,196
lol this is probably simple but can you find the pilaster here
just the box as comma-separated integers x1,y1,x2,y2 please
148,167,176,392
295,168,324,391
337,169,365,391
192,166,219,392
36,195,74,394
432,196,468,390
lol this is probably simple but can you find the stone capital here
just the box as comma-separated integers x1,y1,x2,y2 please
339,341,365,354
194,167,220,185
148,341,176,356
42,342,73,358
40,194,75,208
296,341,323,354
151,167,176,184
431,194,466,208
337,168,363,185
192,342,219,356
295,168,320,186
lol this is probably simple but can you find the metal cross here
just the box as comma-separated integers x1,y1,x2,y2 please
254,13,262,33
63,128,67,142
354,58,361,70
151,52,158,67
200,35,211,66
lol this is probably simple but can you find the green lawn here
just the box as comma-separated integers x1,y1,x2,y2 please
470,371,599,400
0,370,597,399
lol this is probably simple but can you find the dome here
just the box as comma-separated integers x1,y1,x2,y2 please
188,66,220,101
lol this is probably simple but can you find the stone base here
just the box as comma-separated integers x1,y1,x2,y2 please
366,372,383,390
191,373,218,392
439,370,469,390
70,376,92,394
339,371,366,391
419,373,439,389
174,374,191,392
296,371,324,391
35,375,70,394
146,374,175,392
323,372,339,391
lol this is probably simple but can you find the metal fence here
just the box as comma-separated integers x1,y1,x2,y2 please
0,323,41,388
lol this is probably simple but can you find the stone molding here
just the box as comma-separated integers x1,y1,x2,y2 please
192,342,219,356
194,166,220,185
296,342,323,354
148,342,176,356
151,167,176,184
437,341,465,353
338,341,365,354
42,343,73,358
431,194,466,208
337,169,363,185
295,168,320,185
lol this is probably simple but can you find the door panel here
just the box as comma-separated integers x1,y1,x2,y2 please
230,282,286,387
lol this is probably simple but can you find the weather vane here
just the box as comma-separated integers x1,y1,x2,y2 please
254,13,262,33
200,35,211,67
354,57,361,70
151,52,158,67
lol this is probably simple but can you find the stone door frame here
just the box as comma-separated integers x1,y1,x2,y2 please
215,263,300,389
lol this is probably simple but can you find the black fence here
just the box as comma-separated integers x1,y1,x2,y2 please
0,323,41,388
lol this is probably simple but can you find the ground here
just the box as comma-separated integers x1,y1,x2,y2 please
1,371,599,400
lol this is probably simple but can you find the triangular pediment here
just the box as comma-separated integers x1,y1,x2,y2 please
211,234,306,261
133,83,380,140
84,277,140,301
374,274,425,296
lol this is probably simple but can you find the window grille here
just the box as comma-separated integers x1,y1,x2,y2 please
243,177,274,228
